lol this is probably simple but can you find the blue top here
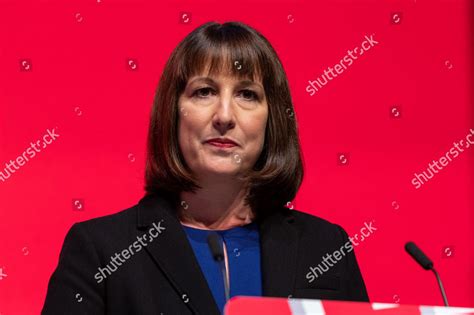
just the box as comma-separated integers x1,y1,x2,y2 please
182,222,262,314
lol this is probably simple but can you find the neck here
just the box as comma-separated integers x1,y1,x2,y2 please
178,177,254,230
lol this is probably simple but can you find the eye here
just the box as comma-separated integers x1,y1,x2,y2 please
192,87,215,98
238,89,259,101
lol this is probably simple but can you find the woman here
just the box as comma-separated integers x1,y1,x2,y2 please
42,21,369,315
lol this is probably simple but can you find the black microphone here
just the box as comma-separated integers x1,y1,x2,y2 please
405,241,449,306
207,233,230,302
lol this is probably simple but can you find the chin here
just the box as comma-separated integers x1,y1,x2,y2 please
200,164,241,177
208,166,239,174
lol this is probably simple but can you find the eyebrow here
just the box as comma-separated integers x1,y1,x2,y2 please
188,77,264,90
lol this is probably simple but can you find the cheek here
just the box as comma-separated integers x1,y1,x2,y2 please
243,113,268,151
178,109,207,155
178,118,195,153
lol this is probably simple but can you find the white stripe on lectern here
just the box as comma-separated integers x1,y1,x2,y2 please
288,299,325,315
371,303,400,310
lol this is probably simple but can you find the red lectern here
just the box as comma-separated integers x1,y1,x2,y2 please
224,297,474,315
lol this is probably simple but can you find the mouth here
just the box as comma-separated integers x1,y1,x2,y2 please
204,138,239,148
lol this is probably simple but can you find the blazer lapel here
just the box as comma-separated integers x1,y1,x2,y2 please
259,209,299,298
136,193,220,315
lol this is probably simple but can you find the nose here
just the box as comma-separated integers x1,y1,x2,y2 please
212,91,235,133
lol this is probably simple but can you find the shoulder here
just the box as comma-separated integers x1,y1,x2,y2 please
280,208,349,244
290,208,346,232
63,203,142,256
73,203,139,234
289,209,338,228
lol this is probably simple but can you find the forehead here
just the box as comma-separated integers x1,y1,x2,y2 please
185,50,263,85
188,66,263,87
186,74,263,87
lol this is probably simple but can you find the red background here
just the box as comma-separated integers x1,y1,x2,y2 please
0,0,473,313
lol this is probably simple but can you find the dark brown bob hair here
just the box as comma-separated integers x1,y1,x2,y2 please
145,21,304,218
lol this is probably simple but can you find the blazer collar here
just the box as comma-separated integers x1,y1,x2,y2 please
136,193,299,312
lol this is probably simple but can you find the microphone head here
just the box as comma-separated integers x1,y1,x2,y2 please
207,233,224,262
405,241,434,270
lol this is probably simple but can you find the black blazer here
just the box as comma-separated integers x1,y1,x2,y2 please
42,193,369,315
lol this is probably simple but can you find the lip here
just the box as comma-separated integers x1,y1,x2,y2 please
205,138,239,147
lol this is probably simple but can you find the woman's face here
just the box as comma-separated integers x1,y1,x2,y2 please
177,69,268,180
